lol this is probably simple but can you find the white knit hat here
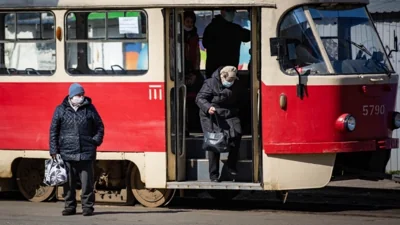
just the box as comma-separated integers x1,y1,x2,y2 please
220,66,239,80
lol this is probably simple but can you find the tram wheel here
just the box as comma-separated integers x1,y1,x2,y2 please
129,165,174,208
16,159,56,202
207,189,240,201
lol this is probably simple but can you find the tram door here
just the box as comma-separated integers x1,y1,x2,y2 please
166,9,187,181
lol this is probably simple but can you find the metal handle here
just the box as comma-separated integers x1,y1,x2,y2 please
370,78,384,82
179,84,187,158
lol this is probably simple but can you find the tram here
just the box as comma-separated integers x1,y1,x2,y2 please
0,0,399,207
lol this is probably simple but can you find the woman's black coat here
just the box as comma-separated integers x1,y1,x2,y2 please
195,67,242,142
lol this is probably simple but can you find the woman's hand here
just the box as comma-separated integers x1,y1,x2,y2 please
208,106,216,115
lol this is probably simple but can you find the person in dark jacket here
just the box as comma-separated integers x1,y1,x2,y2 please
202,8,250,78
195,66,242,182
184,10,200,71
49,83,104,216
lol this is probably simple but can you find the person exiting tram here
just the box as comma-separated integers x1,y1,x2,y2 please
196,66,242,182
49,83,105,216
202,8,250,78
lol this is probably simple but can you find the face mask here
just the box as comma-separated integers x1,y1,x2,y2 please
184,26,193,31
71,96,84,104
223,12,235,22
222,80,234,88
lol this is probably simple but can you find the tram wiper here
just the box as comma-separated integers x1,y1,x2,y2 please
339,38,372,56
338,38,391,77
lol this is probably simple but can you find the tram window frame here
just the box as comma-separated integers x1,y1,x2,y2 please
65,10,149,76
0,11,56,76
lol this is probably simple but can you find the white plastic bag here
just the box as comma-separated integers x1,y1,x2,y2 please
43,154,68,186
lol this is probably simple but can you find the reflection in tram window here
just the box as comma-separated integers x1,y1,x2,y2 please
0,12,56,75
65,11,148,75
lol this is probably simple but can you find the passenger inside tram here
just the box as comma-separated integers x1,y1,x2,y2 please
183,10,201,71
202,8,251,78
184,8,253,136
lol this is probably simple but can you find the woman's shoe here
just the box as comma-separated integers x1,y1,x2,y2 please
210,178,220,182
226,167,238,176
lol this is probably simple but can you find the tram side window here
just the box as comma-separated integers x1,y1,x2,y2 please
66,11,148,75
0,12,56,75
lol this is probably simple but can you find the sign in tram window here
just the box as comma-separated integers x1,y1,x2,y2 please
0,12,56,75
194,10,251,71
65,11,148,75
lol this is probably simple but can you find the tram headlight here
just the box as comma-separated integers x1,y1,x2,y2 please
392,112,400,129
336,114,356,132
345,115,356,132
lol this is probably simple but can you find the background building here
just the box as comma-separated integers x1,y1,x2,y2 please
368,0,400,173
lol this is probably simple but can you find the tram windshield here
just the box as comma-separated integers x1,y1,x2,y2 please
279,5,394,75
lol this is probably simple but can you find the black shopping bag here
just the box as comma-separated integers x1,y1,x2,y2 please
203,114,230,153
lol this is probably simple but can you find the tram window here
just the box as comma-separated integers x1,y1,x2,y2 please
0,12,56,75
278,6,394,75
65,10,148,76
194,10,251,71
308,7,394,74
278,7,328,75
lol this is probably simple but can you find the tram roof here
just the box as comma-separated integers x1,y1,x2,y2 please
0,0,369,9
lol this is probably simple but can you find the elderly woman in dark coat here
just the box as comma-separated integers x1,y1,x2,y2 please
195,66,242,182
49,83,104,216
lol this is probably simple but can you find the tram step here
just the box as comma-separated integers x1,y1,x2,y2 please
186,159,253,182
185,136,252,160
167,181,262,190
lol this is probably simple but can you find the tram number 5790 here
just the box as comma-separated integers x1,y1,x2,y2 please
362,105,385,116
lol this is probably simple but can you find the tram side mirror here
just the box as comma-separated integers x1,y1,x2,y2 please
287,43,297,61
270,37,287,60
270,37,297,61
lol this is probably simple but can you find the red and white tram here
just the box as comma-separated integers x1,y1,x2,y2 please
0,0,399,207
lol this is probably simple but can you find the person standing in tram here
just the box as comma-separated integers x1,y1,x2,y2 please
183,10,201,71
196,66,242,182
202,8,250,78
183,10,203,135
49,83,104,216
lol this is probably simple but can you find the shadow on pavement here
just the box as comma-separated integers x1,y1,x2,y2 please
94,210,188,215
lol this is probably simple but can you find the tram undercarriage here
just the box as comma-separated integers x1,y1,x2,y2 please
332,150,400,182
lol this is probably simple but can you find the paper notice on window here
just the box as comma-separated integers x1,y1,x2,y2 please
118,17,139,34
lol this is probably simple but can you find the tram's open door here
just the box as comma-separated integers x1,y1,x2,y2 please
165,8,187,182
165,8,262,188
